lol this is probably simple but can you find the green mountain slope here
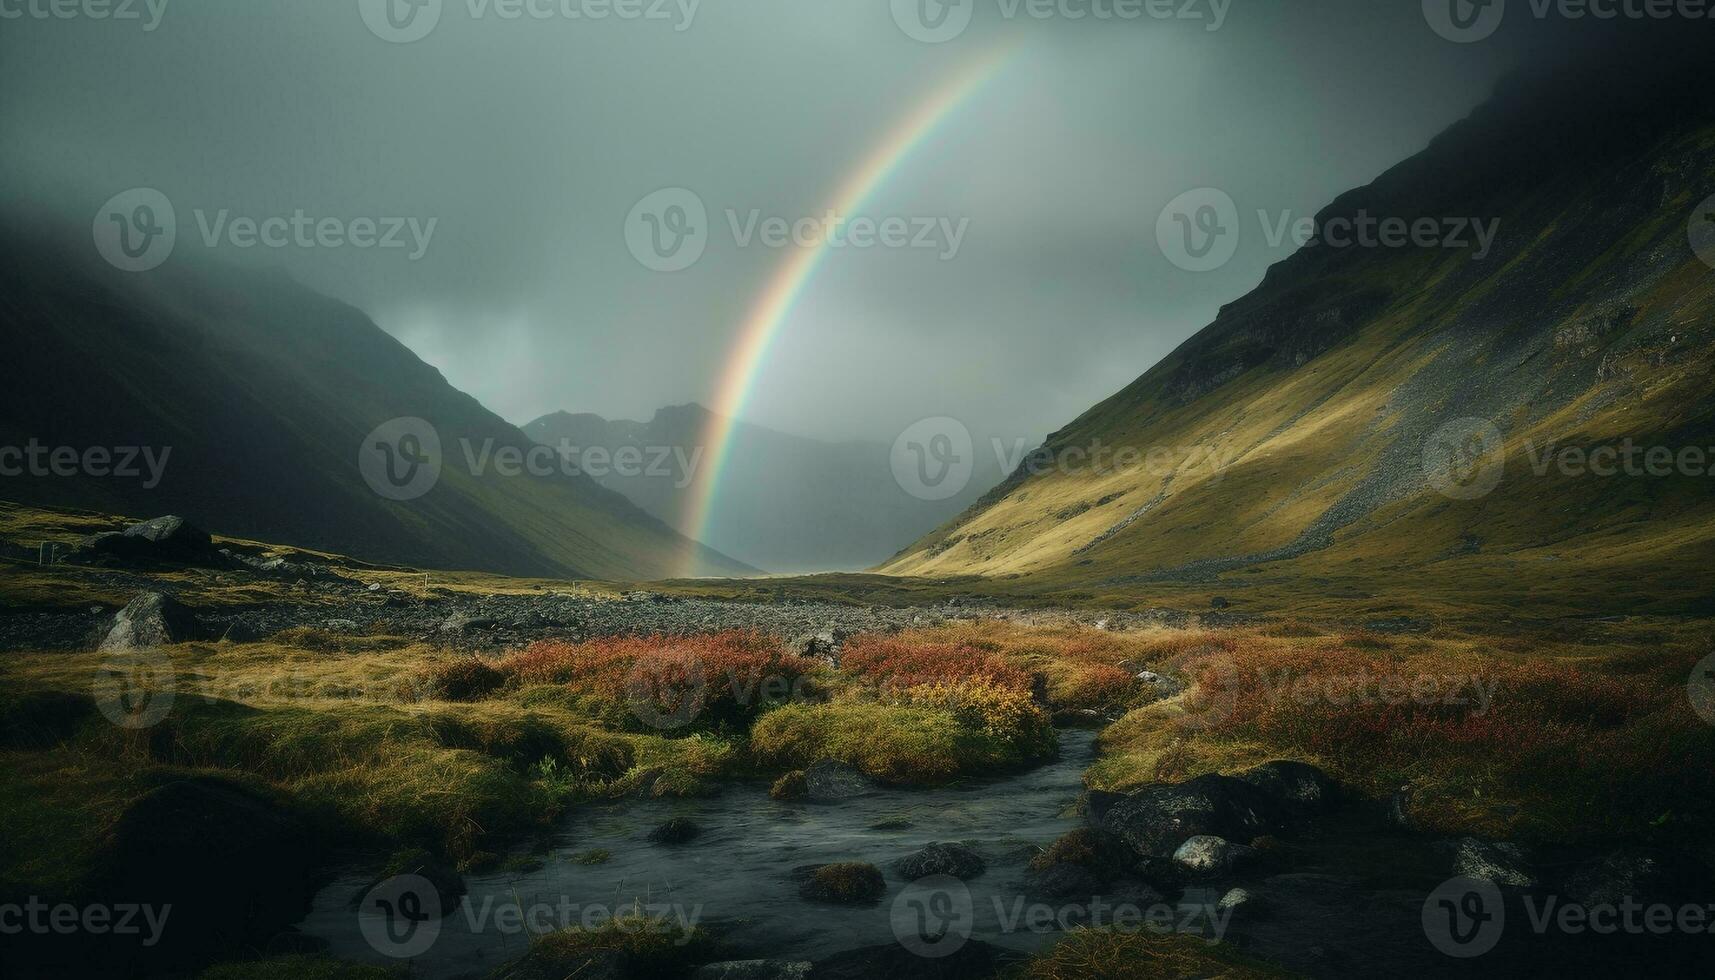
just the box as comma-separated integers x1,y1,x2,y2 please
0,227,747,581
882,53,1715,616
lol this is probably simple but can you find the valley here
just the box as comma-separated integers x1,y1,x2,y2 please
2,504,1711,977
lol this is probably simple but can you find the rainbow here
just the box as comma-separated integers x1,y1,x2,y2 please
679,45,1019,576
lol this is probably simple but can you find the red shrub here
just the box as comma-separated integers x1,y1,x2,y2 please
840,636,1033,693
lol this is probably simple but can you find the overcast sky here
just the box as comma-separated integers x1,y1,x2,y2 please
2,1,1599,447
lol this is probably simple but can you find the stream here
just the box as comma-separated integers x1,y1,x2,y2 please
300,730,1105,977
297,727,1711,977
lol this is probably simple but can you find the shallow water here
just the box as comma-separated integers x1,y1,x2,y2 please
300,730,1107,977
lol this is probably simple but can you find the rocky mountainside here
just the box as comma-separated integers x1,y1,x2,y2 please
883,50,1715,616
525,404,992,573
0,227,748,581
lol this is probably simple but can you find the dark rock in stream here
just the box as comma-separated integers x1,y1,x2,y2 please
648,817,702,844
798,862,886,904
893,842,985,881
803,760,876,800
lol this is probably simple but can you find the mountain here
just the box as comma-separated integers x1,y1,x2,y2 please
882,50,1715,616
0,226,748,581
524,405,993,573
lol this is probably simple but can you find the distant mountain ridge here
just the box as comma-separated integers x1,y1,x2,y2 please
525,404,992,573
0,225,748,581
883,49,1715,615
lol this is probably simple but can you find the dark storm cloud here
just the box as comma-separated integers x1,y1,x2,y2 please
1,0,1612,447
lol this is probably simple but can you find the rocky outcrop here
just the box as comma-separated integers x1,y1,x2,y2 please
99,592,197,652
1096,762,1338,859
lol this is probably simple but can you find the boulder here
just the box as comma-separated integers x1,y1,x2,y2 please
1237,761,1338,813
695,961,812,980
1098,774,1278,858
1028,828,1134,880
1171,835,1260,877
894,842,985,881
1449,837,1536,887
803,760,875,800
81,516,213,564
1082,789,1127,824
96,777,316,970
99,592,197,652
793,628,847,665
1025,862,1104,899
648,817,701,845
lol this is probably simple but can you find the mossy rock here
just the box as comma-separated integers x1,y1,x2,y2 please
798,863,885,905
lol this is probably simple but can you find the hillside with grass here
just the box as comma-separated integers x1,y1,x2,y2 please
881,54,1715,616
0,226,747,581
